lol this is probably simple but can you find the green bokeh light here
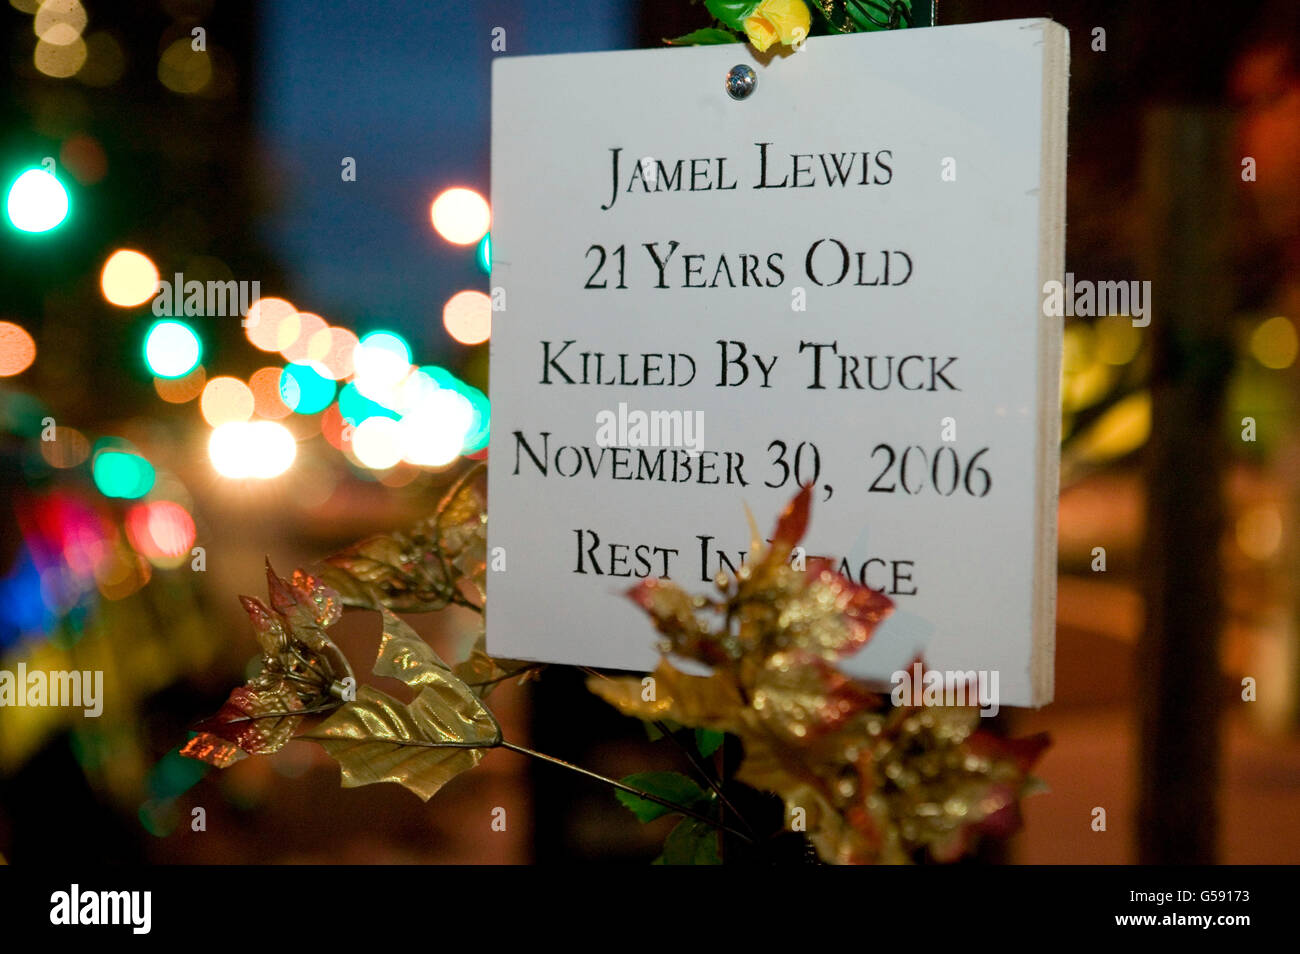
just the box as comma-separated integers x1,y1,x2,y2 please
93,450,155,499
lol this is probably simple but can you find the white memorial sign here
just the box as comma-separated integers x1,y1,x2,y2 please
487,19,1068,706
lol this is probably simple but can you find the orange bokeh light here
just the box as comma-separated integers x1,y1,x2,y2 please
100,249,160,307
200,376,255,426
430,187,490,245
248,366,292,419
306,326,359,380
154,365,205,403
319,402,353,451
0,322,37,376
279,311,327,363
442,290,492,345
244,297,298,352
39,426,90,468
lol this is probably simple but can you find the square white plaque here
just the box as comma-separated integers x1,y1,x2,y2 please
487,19,1067,706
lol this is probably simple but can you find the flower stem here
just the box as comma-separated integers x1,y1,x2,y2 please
653,721,755,836
499,740,754,844
467,664,545,690
579,666,754,836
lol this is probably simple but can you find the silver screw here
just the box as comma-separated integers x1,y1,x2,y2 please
726,64,757,100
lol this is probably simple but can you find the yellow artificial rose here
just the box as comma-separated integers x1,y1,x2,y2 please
743,0,811,53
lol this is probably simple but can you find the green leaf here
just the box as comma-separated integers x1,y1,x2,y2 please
695,728,725,758
704,0,762,32
643,717,682,741
809,0,854,34
665,27,742,46
661,818,722,865
616,771,710,822
844,0,914,32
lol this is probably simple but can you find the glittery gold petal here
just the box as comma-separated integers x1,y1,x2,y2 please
752,650,877,741
587,660,744,732
627,579,727,664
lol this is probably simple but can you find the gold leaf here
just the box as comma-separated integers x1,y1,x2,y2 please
587,660,744,732
314,467,487,613
315,534,431,612
312,686,499,801
432,466,485,531
750,650,877,742
431,474,487,601
452,624,537,698
373,609,455,688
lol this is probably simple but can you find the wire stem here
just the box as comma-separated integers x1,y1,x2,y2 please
499,741,754,844
653,722,755,836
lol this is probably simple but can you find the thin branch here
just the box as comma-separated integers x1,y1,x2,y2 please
194,700,344,726
467,664,545,690
580,666,755,836
500,741,754,844
446,590,485,615
295,733,499,749
654,721,755,836
287,724,750,841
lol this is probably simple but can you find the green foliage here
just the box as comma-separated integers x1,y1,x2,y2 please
695,728,725,758
616,770,711,822
660,818,723,865
703,0,762,32
665,27,742,45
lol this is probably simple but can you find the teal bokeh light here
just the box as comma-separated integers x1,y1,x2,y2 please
93,450,155,499
144,320,202,378
280,363,336,414
5,168,69,233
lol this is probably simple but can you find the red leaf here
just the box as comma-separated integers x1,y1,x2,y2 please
967,730,1051,774
265,561,343,630
802,558,894,657
627,578,728,664
770,484,813,559
240,595,286,657
265,560,299,617
183,684,304,766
